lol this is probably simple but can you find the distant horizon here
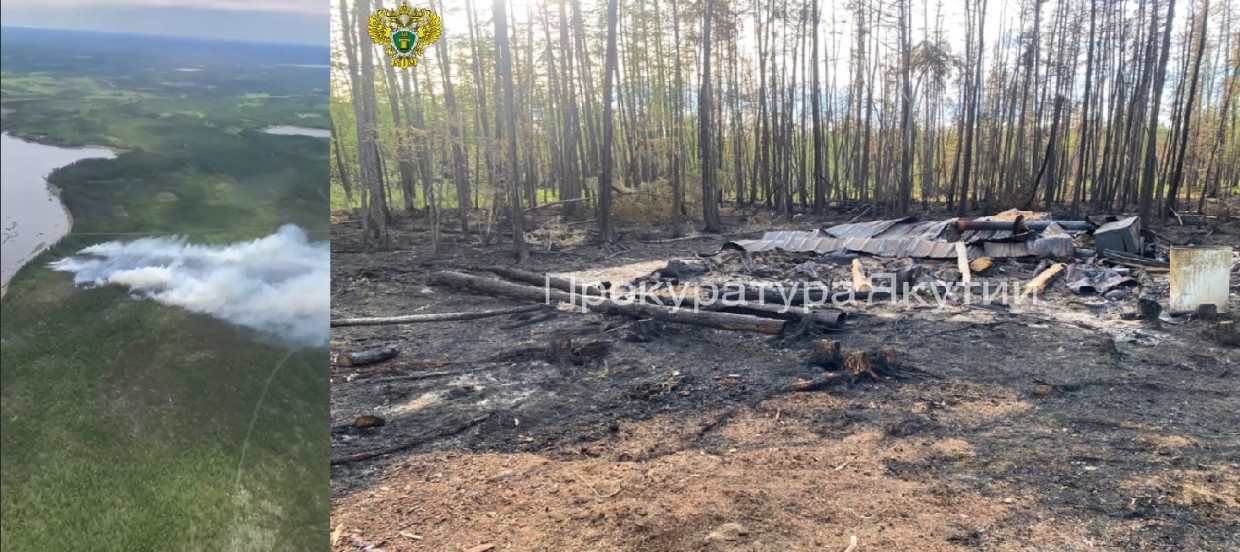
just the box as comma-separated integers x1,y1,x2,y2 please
0,25,328,49
0,4,326,46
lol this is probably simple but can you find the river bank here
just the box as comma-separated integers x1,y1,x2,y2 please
0,132,117,298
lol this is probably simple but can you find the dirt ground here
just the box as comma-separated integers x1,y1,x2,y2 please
330,208,1239,551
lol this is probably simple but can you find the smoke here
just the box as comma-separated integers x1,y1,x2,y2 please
49,224,329,348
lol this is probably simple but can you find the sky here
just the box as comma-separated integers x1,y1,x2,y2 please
1,0,329,45
329,0,1217,117
330,0,1043,87
329,0,1035,100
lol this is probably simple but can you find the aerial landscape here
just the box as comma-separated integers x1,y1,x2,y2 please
329,0,1236,550
1,27,330,550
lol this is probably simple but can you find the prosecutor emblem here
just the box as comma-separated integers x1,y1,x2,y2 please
369,1,441,69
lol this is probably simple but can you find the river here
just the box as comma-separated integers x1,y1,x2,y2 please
1,132,116,294
262,125,330,138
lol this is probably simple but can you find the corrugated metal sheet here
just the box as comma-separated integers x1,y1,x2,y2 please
728,230,825,253
821,217,915,239
872,220,953,241
820,217,955,242
959,228,1026,244
845,237,962,259
728,231,974,259
727,222,1075,260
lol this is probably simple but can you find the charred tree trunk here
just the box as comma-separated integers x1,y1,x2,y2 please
598,0,620,243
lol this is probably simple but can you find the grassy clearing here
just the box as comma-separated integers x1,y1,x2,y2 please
0,30,328,552
329,181,560,214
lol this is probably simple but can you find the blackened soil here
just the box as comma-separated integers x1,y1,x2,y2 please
331,210,1239,550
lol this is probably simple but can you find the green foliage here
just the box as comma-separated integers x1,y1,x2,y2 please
0,34,328,551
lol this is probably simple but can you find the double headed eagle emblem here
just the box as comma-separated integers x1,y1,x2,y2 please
368,1,441,69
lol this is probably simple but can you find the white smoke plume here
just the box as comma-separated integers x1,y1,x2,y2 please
48,224,329,348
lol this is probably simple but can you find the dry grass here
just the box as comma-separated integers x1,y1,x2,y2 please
525,216,588,250
612,177,703,224
1122,464,1240,512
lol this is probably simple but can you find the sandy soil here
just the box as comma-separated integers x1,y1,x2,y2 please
330,209,1239,551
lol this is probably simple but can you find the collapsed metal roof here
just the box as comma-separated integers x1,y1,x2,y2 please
726,216,1077,260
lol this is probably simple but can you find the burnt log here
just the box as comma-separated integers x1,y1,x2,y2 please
494,266,846,328
487,266,604,294
335,345,399,367
429,271,788,335
332,305,547,327
786,372,849,392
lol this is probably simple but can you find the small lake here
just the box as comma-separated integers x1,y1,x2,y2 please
1,133,115,292
262,125,330,138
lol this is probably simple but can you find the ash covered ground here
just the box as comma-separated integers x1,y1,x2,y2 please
330,209,1238,551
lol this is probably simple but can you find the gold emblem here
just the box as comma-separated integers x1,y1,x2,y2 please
368,1,441,69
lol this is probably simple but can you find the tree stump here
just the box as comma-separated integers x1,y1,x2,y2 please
547,338,575,364
1217,320,1239,347
874,348,899,372
808,339,842,369
844,351,878,382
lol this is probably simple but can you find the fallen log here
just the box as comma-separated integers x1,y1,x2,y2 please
334,344,399,367
742,283,887,306
635,283,845,327
1023,263,1066,296
479,269,847,331
486,266,603,294
330,413,491,466
331,305,547,327
713,304,845,327
429,270,789,335
524,196,595,212
500,311,559,330
851,259,874,293
786,372,849,392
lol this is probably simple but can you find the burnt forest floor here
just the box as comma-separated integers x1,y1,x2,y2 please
330,206,1239,551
